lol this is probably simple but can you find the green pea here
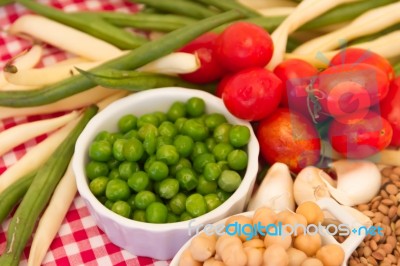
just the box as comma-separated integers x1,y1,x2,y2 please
147,161,169,181
173,135,194,158
218,170,242,193
227,149,248,171
128,171,150,192
186,193,207,217
167,101,186,122
107,158,120,170
196,175,217,195
86,161,109,180
193,153,215,173
97,196,107,205
217,160,229,171
105,199,115,209
205,137,217,152
89,140,112,162
105,179,131,201
204,113,227,131
168,192,187,215
213,123,232,143
123,129,139,140
113,139,127,161
123,137,144,162
153,181,161,195
186,97,205,117
127,194,136,209
132,209,146,222
138,123,158,141
144,155,157,172
137,113,160,128
153,111,167,123
111,201,132,218
134,190,156,210
159,178,179,199
191,142,209,160
94,131,115,144
180,212,193,221
212,142,234,161
158,121,178,138
156,144,180,166
118,114,137,133
156,136,174,149
174,117,187,132
229,125,250,148
176,167,198,191
167,213,179,223
182,119,209,141
118,161,140,180
216,188,232,202
203,162,221,181
112,132,124,140
169,158,192,177
89,176,109,196
108,168,121,179
143,131,157,155
204,193,222,211
145,202,168,223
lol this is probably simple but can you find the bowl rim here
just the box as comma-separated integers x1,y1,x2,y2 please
73,87,259,232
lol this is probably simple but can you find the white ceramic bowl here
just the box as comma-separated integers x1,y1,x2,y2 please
73,87,260,260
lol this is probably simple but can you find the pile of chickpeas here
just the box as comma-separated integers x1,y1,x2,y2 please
179,201,345,266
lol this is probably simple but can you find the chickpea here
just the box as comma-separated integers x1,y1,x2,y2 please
276,211,307,236
252,207,276,233
296,201,324,225
220,241,247,266
179,249,202,266
244,246,263,266
225,215,254,241
189,233,217,261
263,234,292,250
263,244,289,266
301,258,323,266
287,247,307,266
293,234,321,257
316,244,345,266
216,235,242,256
203,257,225,266
243,238,265,249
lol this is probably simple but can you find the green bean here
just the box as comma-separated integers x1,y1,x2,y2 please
301,0,397,30
350,23,400,45
0,106,98,266
194,0,259,18
394,62,400,77
0,171,36,225
0,10,242,107
213,16,284,33
15,0,147,49
129,0,219,19
0,0,13,7
77,69,216,93
84,12,197,32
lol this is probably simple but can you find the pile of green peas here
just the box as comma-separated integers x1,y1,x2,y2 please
86,97,251,224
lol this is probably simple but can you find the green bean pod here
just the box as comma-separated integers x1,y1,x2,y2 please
213,16,285,33
77,68,216,93
88,12,197,32
0,106,98,266
16,0,148,49
0,171,36,225
0,10,243,107
195,0,260,18
130,0,219,19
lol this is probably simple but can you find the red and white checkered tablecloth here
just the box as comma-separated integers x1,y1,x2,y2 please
0,1,170,265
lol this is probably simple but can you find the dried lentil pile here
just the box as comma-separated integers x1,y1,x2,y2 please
348,166,400,266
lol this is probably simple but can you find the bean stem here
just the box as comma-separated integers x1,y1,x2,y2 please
0,171,36,225
129,0,219,19
0,106,98,266
77,68,216,93
82,12,197,32
194,0,260,17
0,10,242,107
15,0,147,49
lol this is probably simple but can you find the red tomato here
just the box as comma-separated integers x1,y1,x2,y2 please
328,110,393,158
257,108,321,173
330,48,394,81
178,32,225,84
317,63,390,118
380,77,400,146
273,59,329,122
214,22,273,72
221,67,283,121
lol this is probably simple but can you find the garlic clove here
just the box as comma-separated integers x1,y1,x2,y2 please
326,160,381,206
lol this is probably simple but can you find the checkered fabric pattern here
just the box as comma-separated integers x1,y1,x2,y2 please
0,1,170,265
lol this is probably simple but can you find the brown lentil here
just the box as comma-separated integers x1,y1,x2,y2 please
349,166,400,266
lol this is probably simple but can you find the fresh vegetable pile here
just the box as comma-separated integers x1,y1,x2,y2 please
86,97,250,223
0,0,400,265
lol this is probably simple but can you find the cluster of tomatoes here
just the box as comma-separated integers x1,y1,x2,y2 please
178,22,399,173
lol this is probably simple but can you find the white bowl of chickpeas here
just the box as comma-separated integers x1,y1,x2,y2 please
73,87,260,260
170,198,368,266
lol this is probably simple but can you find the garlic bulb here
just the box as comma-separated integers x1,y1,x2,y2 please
247,163,295,212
